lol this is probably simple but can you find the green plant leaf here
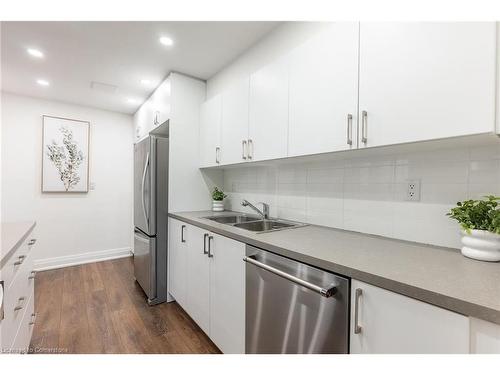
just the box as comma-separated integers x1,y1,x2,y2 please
447,196,500,234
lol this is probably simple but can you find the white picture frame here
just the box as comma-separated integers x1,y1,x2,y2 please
42,115,90,193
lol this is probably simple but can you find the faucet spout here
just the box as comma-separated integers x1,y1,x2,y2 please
241,199,270,220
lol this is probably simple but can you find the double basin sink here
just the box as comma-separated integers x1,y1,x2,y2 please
203,214,306,233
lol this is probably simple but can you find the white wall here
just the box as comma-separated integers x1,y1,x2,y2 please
1,92,134,269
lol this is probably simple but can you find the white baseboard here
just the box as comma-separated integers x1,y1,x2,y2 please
34,247,133,271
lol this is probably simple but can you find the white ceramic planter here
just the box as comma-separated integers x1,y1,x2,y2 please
212,200,224,212
461,229,500,262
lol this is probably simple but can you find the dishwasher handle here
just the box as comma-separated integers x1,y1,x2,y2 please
243,255,337,298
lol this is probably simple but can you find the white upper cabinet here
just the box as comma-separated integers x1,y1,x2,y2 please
249,55,290,162
350,280,470,354
199,94,222,168
358,22,496,148
221,78,250,165
288,23,359,156
150,79,172,126
133,99,153,141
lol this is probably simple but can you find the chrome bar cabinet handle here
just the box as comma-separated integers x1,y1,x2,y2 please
247,139,253,160
347,114,353,145
28,270,37,280
208,236,214,258
181,225,186,243
203,233,209,255
242,140,247,160
215,147,220,164
28,238,37,246
361,110,368,144
14,255,26,266
243,255,337,298
29,313,37,325
354,288,363,334
14,296,26,311
0,280,4,321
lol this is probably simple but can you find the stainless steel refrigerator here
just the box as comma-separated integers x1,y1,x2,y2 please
133,121,170,305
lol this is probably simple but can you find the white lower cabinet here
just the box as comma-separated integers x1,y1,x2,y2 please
185,225,211,334
350,279,470,353
209,234,245,354
168,218,188,307
0,224,37,353
470,317,500,354
168,218,245,353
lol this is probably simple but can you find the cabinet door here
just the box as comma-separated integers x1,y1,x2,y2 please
470,317,500,354
221,78,250,165
134,101,153,141
168,218,187,307
199,95,222,168
209,234,245,353
185,225,210,334
358,22,496,148
350,280,469,353
248,56,289,162
288,23,359,156
151,79,171,125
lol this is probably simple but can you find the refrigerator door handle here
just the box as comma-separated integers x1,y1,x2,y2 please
141,152,150,227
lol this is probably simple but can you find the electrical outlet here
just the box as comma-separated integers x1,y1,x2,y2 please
406,180,421,201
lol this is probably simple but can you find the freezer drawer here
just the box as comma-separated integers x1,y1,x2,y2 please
245,246,349,354
134,228,156,301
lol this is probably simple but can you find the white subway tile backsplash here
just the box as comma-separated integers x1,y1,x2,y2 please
420,183,468,204
221,141,500,249
307,168,344,184
343,199,394,238
469,144,500,161
468,160,500,184
344,183,395,201
467,183,500,200
391,202,460,248
306,209,343,228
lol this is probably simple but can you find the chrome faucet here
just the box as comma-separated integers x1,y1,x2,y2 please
241,200,270,220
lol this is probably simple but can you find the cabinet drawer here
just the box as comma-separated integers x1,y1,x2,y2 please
2,229,36,290
10,293,35,354
1,251,35,350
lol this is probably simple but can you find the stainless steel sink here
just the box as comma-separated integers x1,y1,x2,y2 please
204,214,260,224
203,213,306,233
233,220,298,232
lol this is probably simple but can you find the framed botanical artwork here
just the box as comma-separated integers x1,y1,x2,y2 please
42,115,90,193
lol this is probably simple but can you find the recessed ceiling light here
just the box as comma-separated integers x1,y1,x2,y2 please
27,48,44,58
140,79,151,85
159,36,174,46
36,79,50,86
127,98,140,104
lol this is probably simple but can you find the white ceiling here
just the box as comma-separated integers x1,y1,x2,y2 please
1,21,280,114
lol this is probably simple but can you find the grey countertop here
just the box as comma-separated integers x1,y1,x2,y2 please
1,221,36,267
170,211,500,325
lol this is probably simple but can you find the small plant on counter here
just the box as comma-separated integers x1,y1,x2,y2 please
447,195,500,234
447,195,500,262
212,187,227,202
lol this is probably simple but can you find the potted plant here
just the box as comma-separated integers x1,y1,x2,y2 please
211,187,227,212
447,195,500,262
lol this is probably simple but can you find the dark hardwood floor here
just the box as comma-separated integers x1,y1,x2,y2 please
30,257,220,354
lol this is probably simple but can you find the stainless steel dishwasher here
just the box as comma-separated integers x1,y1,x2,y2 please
244,246,349,354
